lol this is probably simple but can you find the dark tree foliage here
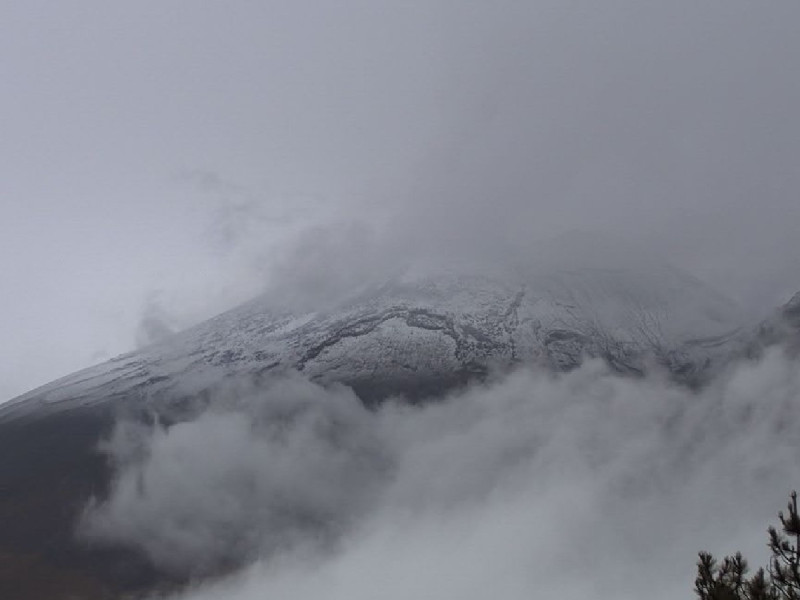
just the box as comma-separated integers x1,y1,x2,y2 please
695,491,800,600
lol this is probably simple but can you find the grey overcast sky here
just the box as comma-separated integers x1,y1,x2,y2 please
2,1,800,401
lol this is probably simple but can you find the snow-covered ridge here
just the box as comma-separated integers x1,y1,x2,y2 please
0,261,759,421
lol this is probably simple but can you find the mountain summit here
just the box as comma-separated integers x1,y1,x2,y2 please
1,260,744,421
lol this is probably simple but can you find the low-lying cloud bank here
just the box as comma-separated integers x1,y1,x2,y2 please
83,348,800,599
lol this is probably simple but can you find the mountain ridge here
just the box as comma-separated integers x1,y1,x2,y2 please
0,263,751,422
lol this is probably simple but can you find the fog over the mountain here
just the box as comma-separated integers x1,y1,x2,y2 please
3,2,800,597
80,349,800,599
2,1,800,401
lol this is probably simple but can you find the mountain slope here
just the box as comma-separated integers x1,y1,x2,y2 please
0,263,744,421
0,263,774,599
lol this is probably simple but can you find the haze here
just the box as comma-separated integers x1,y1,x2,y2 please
3,3,800,598
3,1,800,401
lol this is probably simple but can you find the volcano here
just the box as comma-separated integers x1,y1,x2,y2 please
0,262,793,599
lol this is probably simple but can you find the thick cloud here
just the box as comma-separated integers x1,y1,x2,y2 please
251,0,800,314
81,376,389,576
81,348,800,598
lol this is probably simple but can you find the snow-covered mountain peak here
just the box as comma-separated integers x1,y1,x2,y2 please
0,259,750,422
